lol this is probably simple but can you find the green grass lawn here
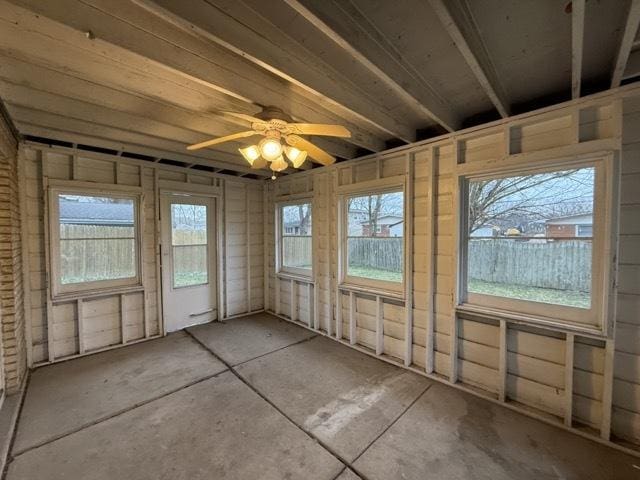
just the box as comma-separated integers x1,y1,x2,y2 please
468,279,590,308
348,265,402,283
174,271,208,288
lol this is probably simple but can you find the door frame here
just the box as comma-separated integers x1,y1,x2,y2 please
159,188,224,332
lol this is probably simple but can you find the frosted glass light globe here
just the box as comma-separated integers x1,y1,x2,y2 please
259,138,283,161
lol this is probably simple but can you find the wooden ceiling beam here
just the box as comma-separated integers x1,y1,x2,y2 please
428,0,510,118
279,0,460,133
3,0,386,153
612,0,640,88
134,0,417,142
571,0,585,99
0,56,358,160
8,105,271,176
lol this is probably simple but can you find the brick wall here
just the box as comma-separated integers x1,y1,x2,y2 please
0,111,26,394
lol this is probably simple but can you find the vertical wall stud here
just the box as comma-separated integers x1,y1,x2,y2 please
335,288,342,339
404,153,414,367
42,155,55,363
275,276,281,316
153,168,162,336
263,184,269,312
449,170,461,383
425,149,436,373
246,186,252,313
349,291,356,345
308,283,314,328
77,298,85,355
564,333,575,427
498,320,507,402
290,279,297,321
600,338,615,440
376,296,383,356
449,315,459,383
120,294,127,344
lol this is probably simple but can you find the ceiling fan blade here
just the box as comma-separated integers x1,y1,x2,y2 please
286,135,335,166
187,131,257,151
287,123,351,138
220,111,265,124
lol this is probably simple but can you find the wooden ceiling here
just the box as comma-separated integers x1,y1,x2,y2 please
0,0,638,177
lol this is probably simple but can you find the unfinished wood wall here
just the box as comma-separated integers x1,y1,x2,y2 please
266,91,640,451
21,145,264,366
613,96,640,445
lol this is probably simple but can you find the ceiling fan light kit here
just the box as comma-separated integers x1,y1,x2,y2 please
258,136,283,161
187,106,351,176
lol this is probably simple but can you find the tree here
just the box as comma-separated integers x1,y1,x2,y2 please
348,192,403,237
468,168,594,235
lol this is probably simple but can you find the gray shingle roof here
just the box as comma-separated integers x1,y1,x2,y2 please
59,199,134,225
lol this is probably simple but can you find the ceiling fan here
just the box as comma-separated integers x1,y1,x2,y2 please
186,106,351,176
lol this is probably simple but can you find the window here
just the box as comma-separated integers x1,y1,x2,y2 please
50,189,141,297
460,160,612,332
171,203,208,288
278,202,312,276
343,190,404,292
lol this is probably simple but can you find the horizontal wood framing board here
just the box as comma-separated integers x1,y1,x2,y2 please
265,90,640,453
22,144,266,366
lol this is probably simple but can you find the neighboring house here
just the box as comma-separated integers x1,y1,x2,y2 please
284,220,311,235
545,213,593,238
360,215,404,237
388,220,403,237
59,199,134,226
470,225,497,237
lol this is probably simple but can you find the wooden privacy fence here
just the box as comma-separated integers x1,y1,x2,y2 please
348,237,403,272
283,235,312,268
60,225,208,283
468,239,592,292
60,224,136,283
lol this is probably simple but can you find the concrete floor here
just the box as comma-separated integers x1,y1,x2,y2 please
5,313,640,479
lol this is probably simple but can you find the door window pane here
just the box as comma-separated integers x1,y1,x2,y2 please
346,191,404,283
59,194,136,285
466,167,594,308
171,204,208,288
281,203,312,271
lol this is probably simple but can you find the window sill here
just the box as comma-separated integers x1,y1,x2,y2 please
277,272,314,283
338,283,405,302
456,303,607,339
52,284,145,303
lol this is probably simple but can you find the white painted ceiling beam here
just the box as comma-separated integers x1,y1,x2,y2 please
2,0,386,152
571,0,585,99
134,0,418,142
612,0,640,88
275,0,460,133
428,0,510,118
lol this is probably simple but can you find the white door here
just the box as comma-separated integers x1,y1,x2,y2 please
161,194,217,332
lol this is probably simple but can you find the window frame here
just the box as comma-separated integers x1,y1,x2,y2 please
276,199,313,278
456,153,617,336
339,182,407,297
48,184,143,300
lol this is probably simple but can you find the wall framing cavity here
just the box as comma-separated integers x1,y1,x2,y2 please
265,86,640,455
21,144,265,366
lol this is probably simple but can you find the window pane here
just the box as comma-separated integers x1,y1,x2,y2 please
59,194,136,284
466,167,594,308
347,191,404,283
171,204,208,288
282,203,312,270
